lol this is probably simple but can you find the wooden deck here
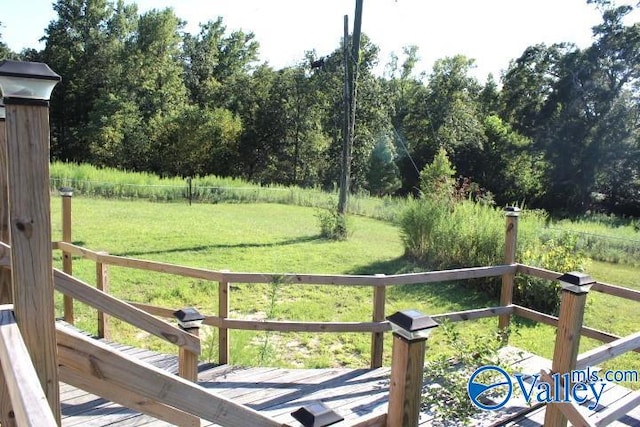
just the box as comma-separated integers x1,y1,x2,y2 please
59,339,640,427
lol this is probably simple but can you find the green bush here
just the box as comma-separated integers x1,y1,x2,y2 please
398,199,587,314
315,199,350,240
516,232,587,314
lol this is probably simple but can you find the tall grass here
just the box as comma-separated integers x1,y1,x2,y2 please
544,215,640,266
50,162,407,221
50,162,640,267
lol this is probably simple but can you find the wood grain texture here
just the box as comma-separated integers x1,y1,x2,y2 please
5,103,60,422
0,307,57,426
56,324,288,427
0,120,11,305
544,287,589,427
54,268,200,354
499,213,519,330
386,335,426,427
371,284,386,368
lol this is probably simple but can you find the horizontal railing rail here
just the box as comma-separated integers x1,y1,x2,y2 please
50,240,640,370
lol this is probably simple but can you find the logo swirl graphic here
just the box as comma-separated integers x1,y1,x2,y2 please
467,365,512,410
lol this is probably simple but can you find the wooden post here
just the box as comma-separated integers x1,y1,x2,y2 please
173,307,203,427
60,188,74,323
0,100,17,427
4,98,61,422
371,278,386,368
219,275,230,364
0,111,11,305
338,14,351,216
498,206,520,332
96,252,110,339
544,272,594,427
386,310,438,427
174,307,204,383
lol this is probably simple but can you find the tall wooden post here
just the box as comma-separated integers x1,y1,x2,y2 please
0,102,17,427
96,252,110,339
338,14,351,216
386,310,438,427
544,272,594,427
0,105,11,305
60,187,74,323
218,272,230,364
0,59,62,423
371,278,386,368
498,206,520,332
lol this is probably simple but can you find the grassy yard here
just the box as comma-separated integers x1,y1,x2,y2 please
49,196,640,384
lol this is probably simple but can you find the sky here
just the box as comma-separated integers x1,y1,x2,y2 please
2,0,639,81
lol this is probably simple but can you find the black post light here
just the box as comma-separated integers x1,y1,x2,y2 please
291,401,343,427
386,309,439,341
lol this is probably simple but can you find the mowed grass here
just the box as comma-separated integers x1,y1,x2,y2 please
50,197,640,384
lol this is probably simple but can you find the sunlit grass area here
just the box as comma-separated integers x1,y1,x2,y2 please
50,197,640,389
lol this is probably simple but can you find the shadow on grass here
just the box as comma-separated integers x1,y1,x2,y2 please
349,256,500,314
114,235,322,257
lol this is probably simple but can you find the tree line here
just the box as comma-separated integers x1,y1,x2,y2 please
1,0,639,217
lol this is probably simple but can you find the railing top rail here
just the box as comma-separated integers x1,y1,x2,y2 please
55,241,515,286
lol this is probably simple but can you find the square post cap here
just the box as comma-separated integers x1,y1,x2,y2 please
0,60,61,101
558,272,595,294
58,187,74,197
173,307,205,329
386,309,438,341
291,402,343,427
504,206,521,217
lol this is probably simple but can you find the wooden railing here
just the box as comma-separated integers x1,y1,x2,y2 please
53,238,517,367
0,305,57,427
1,240,201,383
46,206,640,427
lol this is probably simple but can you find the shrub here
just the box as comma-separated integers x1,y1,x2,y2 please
516,232,587,314
398,199,587,314
315,199,349,240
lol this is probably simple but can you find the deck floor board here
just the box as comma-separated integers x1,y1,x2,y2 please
56,335,640,427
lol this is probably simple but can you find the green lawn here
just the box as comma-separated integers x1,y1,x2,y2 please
49,197,640,382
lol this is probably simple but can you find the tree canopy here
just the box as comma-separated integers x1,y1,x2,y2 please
1,0,639,217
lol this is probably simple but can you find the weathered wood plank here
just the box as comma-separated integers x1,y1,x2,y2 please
576,331,640,369
0,307,58,426
60,365,195,427
54,268,200,355
591,281,640,302
433,305,513,323
57,324,287,427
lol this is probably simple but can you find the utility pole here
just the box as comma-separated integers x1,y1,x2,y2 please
337,0,364,222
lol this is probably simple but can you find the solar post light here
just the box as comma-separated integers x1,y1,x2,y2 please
386,309,439,341
0,60,61,101
291,401,343,427
0,59,62,422
58,187,74,197
174,307,205,330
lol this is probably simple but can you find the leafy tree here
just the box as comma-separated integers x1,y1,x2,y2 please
419,147,456,201
366,134,401,196
182,18,259,108
0,23,16,59
480,115,547,205
43,0,122,161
